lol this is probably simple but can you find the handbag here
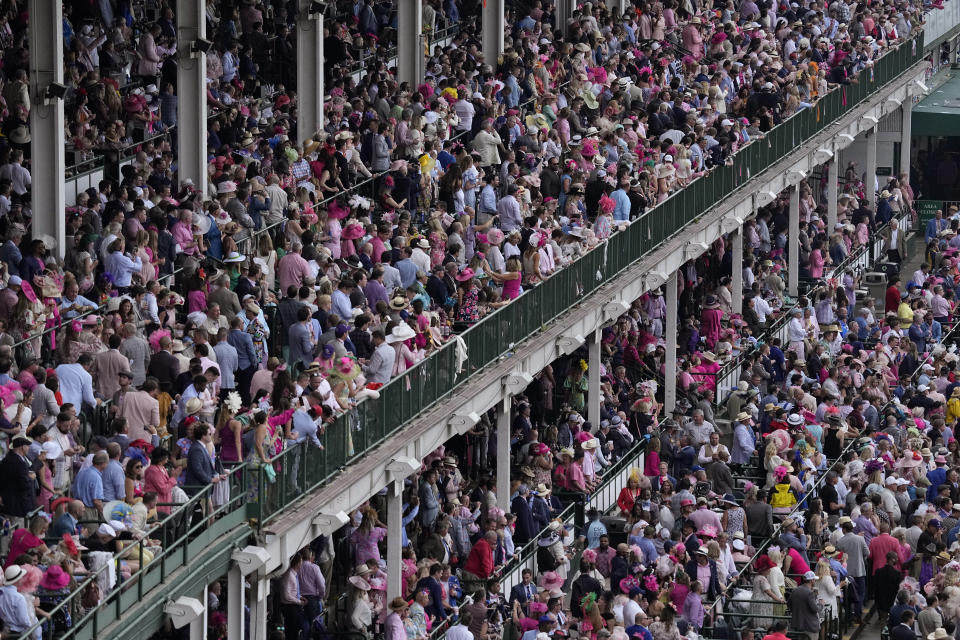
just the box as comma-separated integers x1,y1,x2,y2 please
263,463,277,484
212,476,230,507
81,580,102,609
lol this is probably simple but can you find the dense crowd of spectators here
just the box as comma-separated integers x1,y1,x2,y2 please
0,0,949,638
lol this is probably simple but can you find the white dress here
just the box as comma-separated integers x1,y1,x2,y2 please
816,576,840,619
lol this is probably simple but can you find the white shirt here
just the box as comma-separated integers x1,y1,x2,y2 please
788,316,806,342
411,247,431,274
0,162,30,195
622,599,643,627
54,363,96,411
698,443,731,464
447,626,474,640
753,295,773,323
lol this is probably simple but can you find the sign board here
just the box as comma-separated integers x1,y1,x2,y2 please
916,200,943,227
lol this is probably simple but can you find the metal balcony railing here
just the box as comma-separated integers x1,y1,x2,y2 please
251,32,926,526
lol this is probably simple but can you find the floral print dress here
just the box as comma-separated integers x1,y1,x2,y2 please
456,287,481,323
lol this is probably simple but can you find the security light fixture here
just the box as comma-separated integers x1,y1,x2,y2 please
191,38,213,54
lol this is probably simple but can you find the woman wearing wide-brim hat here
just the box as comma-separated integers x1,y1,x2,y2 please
384,596,410,640
387,322,418,377
348,574,374,637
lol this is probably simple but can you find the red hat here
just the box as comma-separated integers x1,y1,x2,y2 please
754,555,776,572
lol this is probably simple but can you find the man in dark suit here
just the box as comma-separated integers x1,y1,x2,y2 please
789,571,822,640
0,436,37,550
890,610,917,640
609,543,631,595
415,563,446,622
510,485,535,545
228,316,259,402
234,264,261,302
508,569,536,609
684,546,722,600
147,335,181,394
426,264,449,308
287,307,316,373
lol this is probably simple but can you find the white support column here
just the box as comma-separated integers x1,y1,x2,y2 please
176,0,208,196
865,129,877,210
387,480,403,600
789,188,800,296
587,328,601,428
296,1,324,143
827,160,839,229
189,586,208,640
900,103,912,178
227,567,245,640
731,227,743,316
664,275,678,413
28,0,65,258
555,0,574,35
248,576,269,640
482,0,505,68
497,398,511,510
397,1,424,87
616,0,630,16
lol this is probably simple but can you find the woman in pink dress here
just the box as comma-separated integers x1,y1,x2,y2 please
351,510,388,565
700,295,723,348
808,239,827,278
490,257,523,300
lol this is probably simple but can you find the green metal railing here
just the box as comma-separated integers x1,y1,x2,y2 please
20,464,251,640
247,32,925,526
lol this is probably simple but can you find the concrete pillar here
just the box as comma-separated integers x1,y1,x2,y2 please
865,129,877,210
482,0,505,68
176,0,208,196
189,585,208,640
826,161,839,229
296,0,324,143
386,480,403,600
227,567,245,640
616,0,631,16
397,1,424,87
664,275,678,413
28,0,66,258
731,227,743,316
788,188,800,297
555,0,574,35
497,398,511,511
900,103,912,178
248,576,269,640
587,328,601,428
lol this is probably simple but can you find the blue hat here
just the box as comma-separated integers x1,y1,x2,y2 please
629,586,643,597
692,465,704,472
538,616,554,624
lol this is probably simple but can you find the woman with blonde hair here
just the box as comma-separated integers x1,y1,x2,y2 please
764,548,788,617
815,557,842,621
617,469,645,517
254,233,277,291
